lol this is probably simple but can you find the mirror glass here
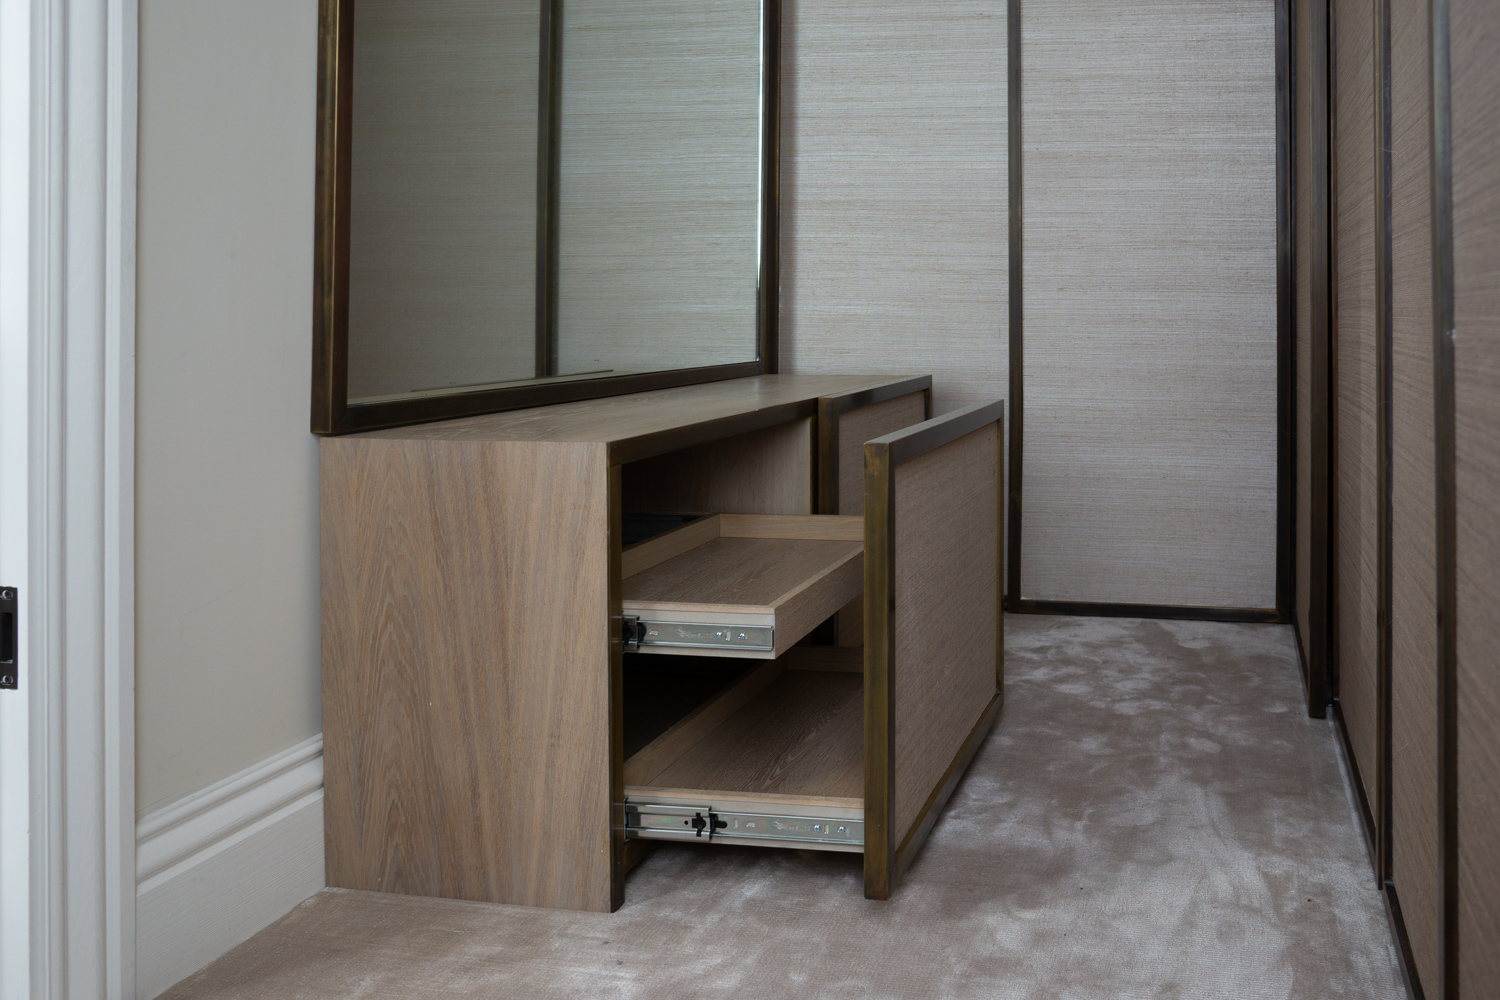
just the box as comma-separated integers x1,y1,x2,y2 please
343,0,766,405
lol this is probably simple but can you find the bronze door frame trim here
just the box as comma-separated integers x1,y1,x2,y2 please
311,0,782,435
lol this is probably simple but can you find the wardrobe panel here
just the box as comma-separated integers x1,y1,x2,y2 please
1331,0,1380,813
779,0,1007,416
1452,0,1500,991
1388,0,1441,983
1020,0,1278,607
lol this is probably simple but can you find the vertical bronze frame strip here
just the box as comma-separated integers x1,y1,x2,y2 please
607,464,626,911
1427,0,1457,990
1307,0,1334,717
1277,0,1297,623
760,0,782,374
535,0,562,377
1374,0,1395,888
311,0,354,436
862,439,896,901
1005,0,1023,608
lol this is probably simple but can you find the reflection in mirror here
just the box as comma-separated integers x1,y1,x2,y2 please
554,0,763,378
346,0,541,402
340,0,766,407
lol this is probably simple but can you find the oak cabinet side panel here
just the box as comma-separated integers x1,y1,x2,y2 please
321,437,613,912
891,423,1001,841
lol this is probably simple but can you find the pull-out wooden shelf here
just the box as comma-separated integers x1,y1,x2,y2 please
624,655,866,851
622,514,864,659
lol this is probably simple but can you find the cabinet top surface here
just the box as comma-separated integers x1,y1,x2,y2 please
335,374,929,457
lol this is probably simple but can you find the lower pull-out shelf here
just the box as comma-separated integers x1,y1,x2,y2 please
621,514,864,659
623,652,865,852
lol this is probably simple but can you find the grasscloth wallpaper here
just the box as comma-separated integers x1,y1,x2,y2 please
779,0,1008,417
1017,0,1278,608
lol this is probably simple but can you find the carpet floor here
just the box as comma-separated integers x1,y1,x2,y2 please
162,616,1408,1000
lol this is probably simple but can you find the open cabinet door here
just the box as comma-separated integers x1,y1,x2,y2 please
863,401,1006,899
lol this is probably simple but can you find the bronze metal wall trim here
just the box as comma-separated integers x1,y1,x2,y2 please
1009,600,1283,625
761,0,782,374
1005,0,1023,608
1426,0,1457,991
1278,0,1298,622
1308,0,1334,718
1374,0,1396,890
535,0,562,377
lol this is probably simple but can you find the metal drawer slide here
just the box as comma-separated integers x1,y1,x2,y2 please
624,800,864,849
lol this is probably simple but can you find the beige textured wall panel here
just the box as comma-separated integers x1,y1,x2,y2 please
779,0,1007,417
1020,0,1278,607
346,0,539,399
1294,0,1314,661
1332,0,1379,812
1388,0,1442,986
1452,0,1500,992
136,0,322,813
556,0,761,375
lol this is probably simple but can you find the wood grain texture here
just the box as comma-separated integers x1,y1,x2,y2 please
1387,0,1442,985
623,661,786,785
1332,0,1381,816
643,670,865,799
1020,0,1278,607
780,0,1008,417
892,423,1000,841
1451,0,1500,992
1294,0,1314,662
720,513,863,540
345,0,538,399
320,436,614,911
621,515,722,577
623,534,864,658
556,0,761,374
352,373,917,454
622,419,813,516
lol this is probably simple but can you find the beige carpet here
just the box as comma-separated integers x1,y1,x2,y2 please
163,616,1407,999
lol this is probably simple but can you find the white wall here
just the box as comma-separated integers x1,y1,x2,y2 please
136,0,321,816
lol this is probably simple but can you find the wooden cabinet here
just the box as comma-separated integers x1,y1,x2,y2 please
320,373,1001,912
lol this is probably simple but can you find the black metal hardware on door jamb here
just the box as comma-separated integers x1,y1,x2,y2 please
0,587,17,690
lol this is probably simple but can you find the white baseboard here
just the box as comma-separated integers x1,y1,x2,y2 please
136,734,326,999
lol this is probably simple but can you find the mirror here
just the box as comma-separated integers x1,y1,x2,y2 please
312,0,779,433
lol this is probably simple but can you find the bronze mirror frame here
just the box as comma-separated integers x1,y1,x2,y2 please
311,0,781,435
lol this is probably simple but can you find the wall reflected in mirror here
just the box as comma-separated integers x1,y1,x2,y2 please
343,0,765,405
